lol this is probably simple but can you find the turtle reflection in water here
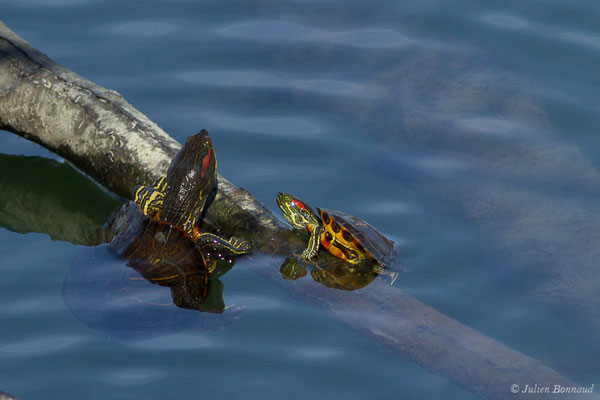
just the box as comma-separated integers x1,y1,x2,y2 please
280,257,391,291
277,192,401,289
64,130,251,338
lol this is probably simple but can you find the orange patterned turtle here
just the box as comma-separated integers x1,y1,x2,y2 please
276,192,396,267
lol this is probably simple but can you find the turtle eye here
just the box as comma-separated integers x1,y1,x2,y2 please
291,200,305,210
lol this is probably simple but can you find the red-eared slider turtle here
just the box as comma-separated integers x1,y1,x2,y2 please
132,130,251,256
95,130,252,260
64,130,249,338
276,192,396,267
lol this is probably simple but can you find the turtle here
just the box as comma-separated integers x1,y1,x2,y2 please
93,129,252,260
64,130,251,337
276,192,396,268
131,130,251,257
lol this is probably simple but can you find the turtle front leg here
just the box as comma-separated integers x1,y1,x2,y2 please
301,225,323,261
196,232,252,257
133,177,167,219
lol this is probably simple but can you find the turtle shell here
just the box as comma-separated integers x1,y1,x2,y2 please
317,208,396,267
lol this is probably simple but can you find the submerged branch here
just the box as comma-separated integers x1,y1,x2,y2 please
0,21,590,400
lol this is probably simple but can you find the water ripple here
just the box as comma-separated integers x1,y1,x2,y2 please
560,31,600,51
109,21,180,37
202,111,325,136
219,20,316,42
226,295,282,311
233,161,333,183
134,333,212,350
0,296,64,316
398,153,469,178
0,335,83,357
454,117,537,140
335,28,412,48
101,368,167,387
482,12,600,53
481,14,531,31
218,20,412,48
286,345,344,361
362,200,422,216
178,70,379,98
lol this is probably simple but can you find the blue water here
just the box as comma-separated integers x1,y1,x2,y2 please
1,1,600,399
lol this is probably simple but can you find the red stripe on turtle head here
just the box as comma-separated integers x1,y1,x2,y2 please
201,148,211,178
291,199,305,210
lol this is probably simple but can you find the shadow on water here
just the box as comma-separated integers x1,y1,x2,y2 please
0,153,120,243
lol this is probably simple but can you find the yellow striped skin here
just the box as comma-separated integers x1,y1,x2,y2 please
153,176,168,193
276,192,322,260
133,177,167,219
276,192,320,230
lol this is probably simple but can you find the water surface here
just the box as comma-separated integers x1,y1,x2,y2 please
1,0,600,398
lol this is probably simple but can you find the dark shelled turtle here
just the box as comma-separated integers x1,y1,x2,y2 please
132,130,251,257
93,129,251,264
276,192,397,267
64,130,250,338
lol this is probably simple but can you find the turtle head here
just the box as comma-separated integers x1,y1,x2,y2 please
276,192,319,230
161,130,217,234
